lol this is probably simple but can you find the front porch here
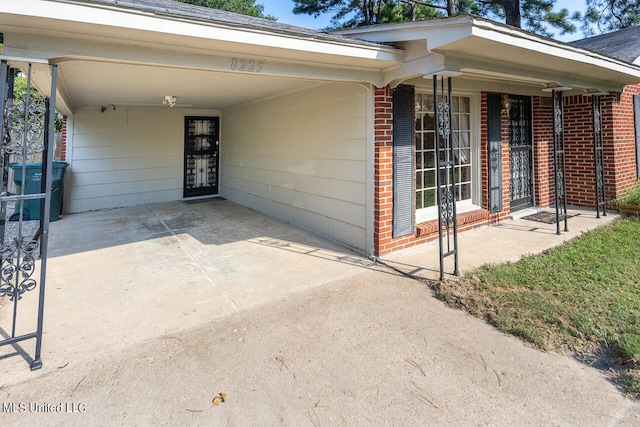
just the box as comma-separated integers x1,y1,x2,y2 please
373,84,635,259
380,207,618,280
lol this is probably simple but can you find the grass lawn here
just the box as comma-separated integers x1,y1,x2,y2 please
434,217,640,395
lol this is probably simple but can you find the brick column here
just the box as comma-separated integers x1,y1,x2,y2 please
610,85,640,196
373,86,394,256
532,96,554,208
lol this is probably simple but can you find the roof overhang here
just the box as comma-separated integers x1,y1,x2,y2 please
339,15,640,94
3,3,640,114
0,0,404,113
0,0,403,64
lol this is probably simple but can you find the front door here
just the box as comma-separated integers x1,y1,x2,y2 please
508,96,534,211
184,116,219,198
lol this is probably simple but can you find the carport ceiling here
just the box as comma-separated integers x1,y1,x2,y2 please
57,61,318,110
1,0,407,112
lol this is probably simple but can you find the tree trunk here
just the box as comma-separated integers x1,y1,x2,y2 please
504,0,522,28
447,0,455,16
361,0,372,25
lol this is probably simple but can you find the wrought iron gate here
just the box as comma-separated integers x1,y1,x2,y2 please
0,61,57,370
552,90,569,234
184,116,219,198
433,76,459,280
592,95,606,218
508,95,534,211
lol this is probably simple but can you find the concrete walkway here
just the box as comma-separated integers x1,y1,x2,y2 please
381,207,619,280
1,200,638,425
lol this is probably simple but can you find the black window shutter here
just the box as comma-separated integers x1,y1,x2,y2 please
393,85,415,238
634,94,640,178
487,93,503,213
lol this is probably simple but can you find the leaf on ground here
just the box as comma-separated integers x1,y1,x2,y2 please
213,393,227,405
186,392,227,412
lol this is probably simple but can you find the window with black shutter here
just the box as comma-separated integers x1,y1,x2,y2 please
487,93,503,212
392,85,415,237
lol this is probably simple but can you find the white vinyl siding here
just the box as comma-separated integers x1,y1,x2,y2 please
66,107,219,212
220,83,369,252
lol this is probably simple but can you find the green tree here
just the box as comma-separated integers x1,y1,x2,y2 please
11,73,63,132
583,0,640,34
12,74,40,104
479,0,579,36
293,0,579,36
292,0,440,27
176,0,275,19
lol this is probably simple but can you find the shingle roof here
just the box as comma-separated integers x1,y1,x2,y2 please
73,0,387,49
572,26,640,64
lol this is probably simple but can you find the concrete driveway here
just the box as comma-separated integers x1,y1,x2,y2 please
1,199,375,382
1,200,638,425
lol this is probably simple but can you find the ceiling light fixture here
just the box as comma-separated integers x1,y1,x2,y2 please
163,95,177,107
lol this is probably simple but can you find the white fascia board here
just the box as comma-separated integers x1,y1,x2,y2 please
3,32,388,88
342,14,640,84
335,15,474,43
1,0,402,63
444,52,632,92
465,20,640,81
382,53,448,87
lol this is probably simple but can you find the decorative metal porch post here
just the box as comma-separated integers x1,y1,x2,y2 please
433,76,459,280
592,95,606,218
0,60,57,370
552,89,568,234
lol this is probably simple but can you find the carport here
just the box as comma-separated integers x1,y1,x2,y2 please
0,0,405,256
0,198,378,379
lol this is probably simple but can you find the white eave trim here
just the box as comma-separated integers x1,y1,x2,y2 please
1,0,403,63
467,18,640,80
340,14,640,83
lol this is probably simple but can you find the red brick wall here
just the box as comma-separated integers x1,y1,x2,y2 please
499,97,512,218
611,84,640,196
532,96,554,208
373,86,395,255
523,90,639,210
373,86,490,257
533,86,640,208
372,85,640,256
562,95,597,207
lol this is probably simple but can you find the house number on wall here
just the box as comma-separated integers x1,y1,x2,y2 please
230,58,265,73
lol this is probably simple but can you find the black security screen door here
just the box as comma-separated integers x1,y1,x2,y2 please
509,95,534,211
184,116,219,198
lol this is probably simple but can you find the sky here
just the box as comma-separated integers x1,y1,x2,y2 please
261,0,594,42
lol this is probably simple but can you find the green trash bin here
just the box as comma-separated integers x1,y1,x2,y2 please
9,161,69,221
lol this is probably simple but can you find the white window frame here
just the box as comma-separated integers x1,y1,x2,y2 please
415,90,481,224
